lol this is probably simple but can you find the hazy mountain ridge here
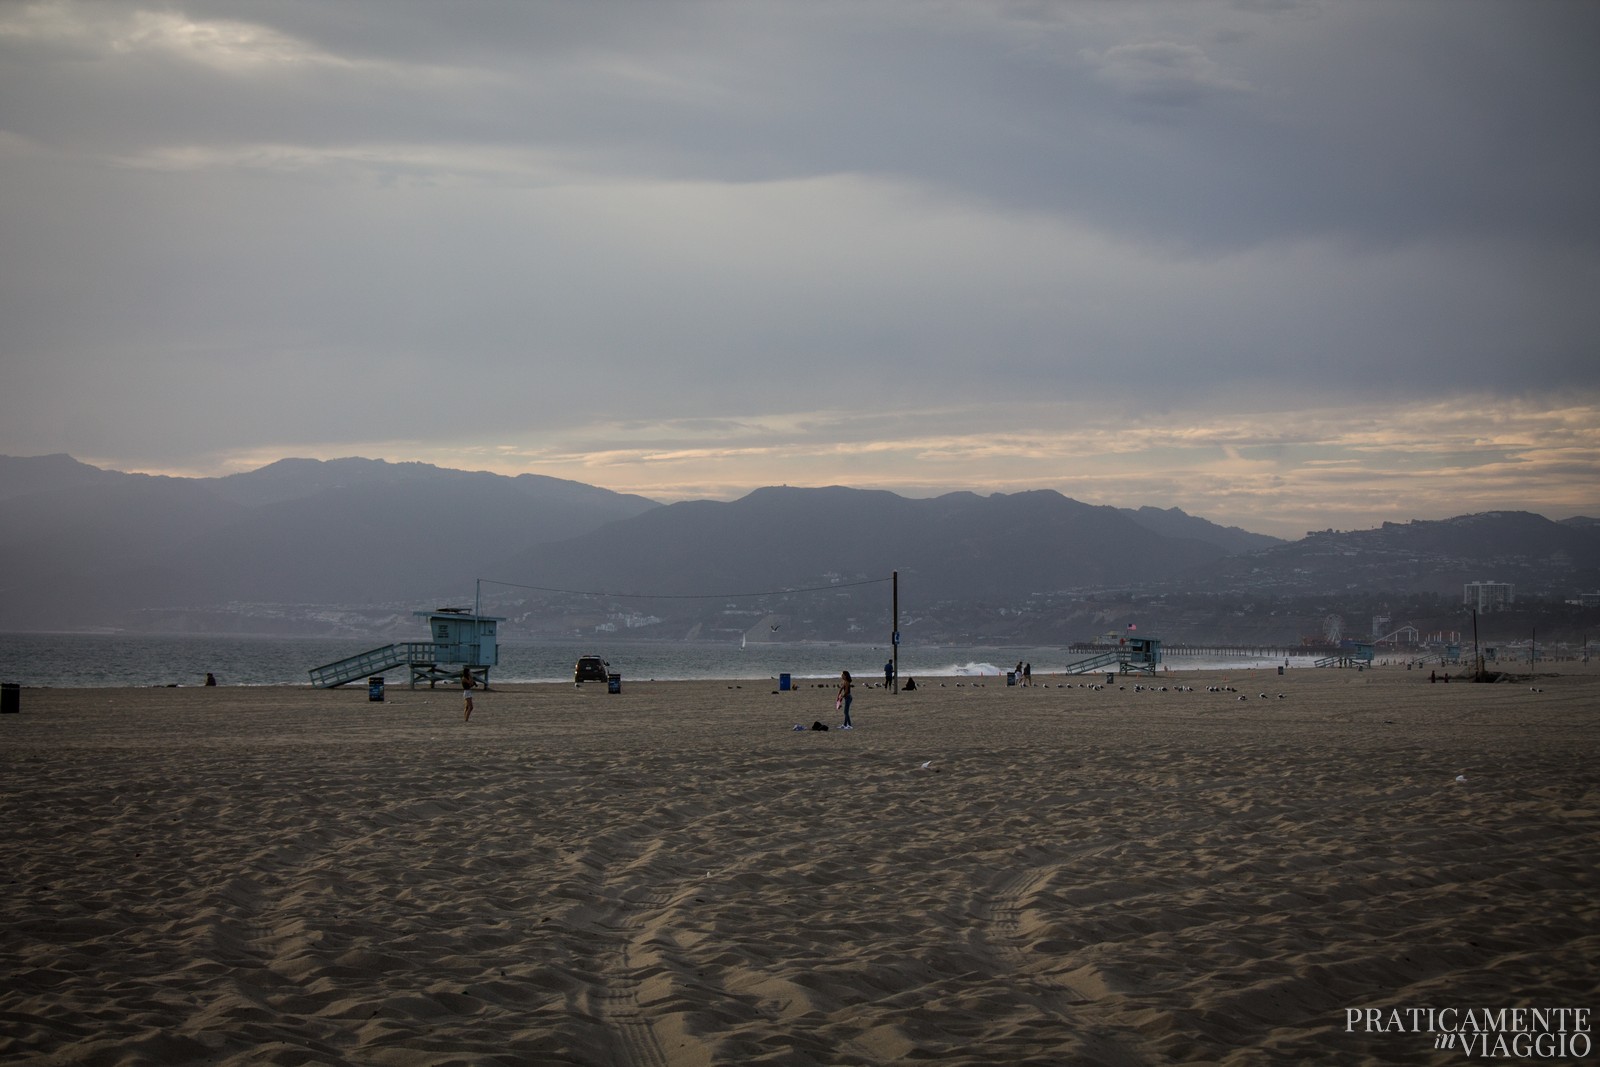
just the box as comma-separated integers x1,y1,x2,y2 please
0,454,1593,638
1183,511,1600,598
0,453,156,499
0,455,659,629
1117,505,1284,554
499,486,1232,602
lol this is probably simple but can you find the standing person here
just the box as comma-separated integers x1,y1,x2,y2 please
837,670,853,729
884,659,893,689
462,667,476,722
1023,662,1032,686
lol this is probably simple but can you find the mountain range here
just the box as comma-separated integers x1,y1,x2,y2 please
0,454,1595,639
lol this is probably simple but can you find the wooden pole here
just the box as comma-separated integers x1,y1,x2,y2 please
891,570,899,694
1471,608,1480,680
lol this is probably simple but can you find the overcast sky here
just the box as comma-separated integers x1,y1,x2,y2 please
2,0,1597,537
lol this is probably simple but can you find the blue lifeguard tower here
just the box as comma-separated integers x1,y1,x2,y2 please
1315,641,1376,668
412,608,501,688
307,607,503,689
1120,637,1163,676
1060,636,1163,676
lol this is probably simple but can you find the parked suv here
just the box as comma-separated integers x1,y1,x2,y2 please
574,655,610,684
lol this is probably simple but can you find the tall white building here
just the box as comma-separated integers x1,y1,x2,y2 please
1464,581,1514,613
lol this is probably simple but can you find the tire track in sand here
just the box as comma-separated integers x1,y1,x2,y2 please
981,867,1094,1008
578,836,687,1067
976,867,1150,1067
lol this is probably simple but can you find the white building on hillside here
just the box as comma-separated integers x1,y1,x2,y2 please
1464,581,1514,613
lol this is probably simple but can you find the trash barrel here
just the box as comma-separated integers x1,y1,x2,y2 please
1277,665,1284,675
1105,673,1115,685
779,673,792,691
368,676,385,702
1006,671,1016,686
607,673,622,694
1,682,18,714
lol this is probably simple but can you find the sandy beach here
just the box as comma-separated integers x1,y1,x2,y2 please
2,664,1596,1065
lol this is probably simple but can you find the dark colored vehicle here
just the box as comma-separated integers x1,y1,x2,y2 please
574,655,610,684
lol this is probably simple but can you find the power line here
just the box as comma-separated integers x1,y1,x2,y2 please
475,575,893,601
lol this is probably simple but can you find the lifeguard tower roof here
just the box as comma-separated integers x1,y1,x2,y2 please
414,608,504,667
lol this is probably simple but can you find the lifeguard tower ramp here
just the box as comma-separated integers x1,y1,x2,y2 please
1061,649,1123,675
309,642,440,688
308,607,503,689
1063,638,1163,677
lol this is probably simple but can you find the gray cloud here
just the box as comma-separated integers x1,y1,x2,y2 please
1,0,1595,531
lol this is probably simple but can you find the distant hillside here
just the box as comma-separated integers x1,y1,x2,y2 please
1183,511,1600,597
3,453,1588,639
498,486,1232,602
0,453,130,499
1118,505,1284,554
0,455,659,630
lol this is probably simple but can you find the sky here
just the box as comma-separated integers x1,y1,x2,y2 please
2,0,1597,539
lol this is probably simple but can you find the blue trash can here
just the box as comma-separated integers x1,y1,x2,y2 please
607,673,622,694
1006,671,1016,686
779,673,792,691
368,676,385,702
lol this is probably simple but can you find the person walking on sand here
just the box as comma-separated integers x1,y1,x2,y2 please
462,667,476,722
837,670,853,729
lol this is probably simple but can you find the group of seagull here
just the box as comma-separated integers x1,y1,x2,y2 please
923,680,1290,698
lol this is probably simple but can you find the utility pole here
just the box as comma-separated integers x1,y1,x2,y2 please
1471,608,1480,680
891,570,899,694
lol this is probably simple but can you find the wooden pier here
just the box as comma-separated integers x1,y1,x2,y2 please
1066,643,1335,661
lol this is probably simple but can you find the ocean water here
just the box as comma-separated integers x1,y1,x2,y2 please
0,632,1320,689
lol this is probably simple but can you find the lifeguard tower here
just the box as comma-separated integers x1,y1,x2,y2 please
412,608,501,689
307,607,503,689
1120,636,1162,676
1061,636,1163,676
1314,641,1376,668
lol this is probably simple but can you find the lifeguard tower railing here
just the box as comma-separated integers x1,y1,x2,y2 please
309,642,440,689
